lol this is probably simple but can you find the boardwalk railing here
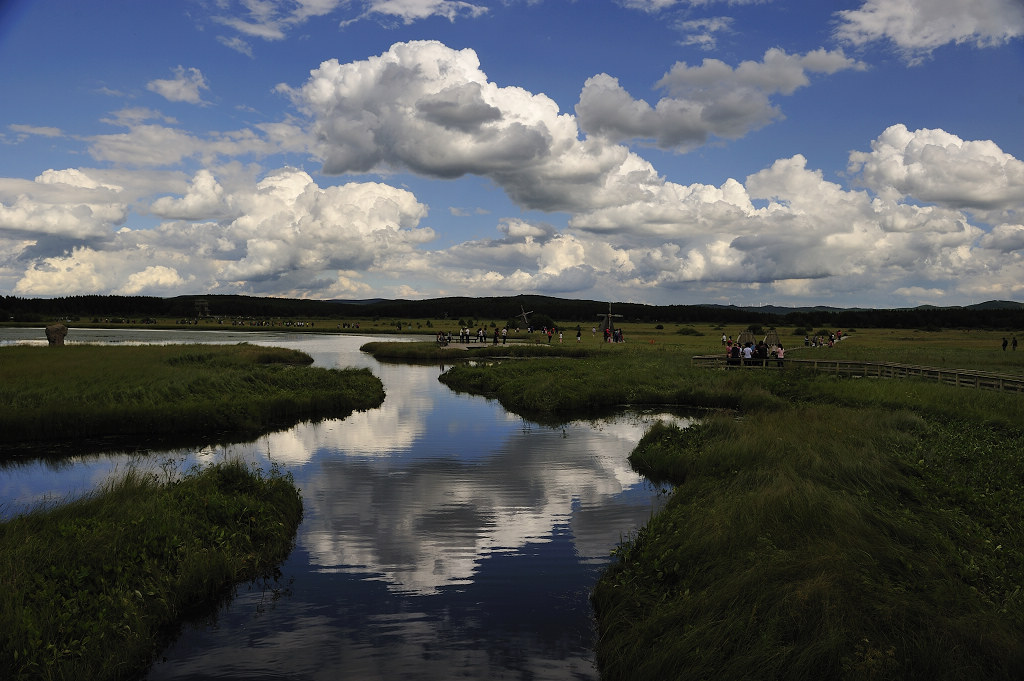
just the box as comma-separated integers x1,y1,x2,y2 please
691,355,1024,394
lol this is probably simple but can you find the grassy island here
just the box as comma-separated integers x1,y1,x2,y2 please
432,332,1024,680
0,343,385,450
0,460,303,681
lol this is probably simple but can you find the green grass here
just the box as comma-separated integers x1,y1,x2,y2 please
0,460,303,681
360,339,598,362
0,344,385,448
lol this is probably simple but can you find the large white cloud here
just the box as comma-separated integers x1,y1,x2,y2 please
10,168,432,297
575,48,866,150
284,40,664,213
0,169,128,239
836,0,1024,61
849,124,1024,219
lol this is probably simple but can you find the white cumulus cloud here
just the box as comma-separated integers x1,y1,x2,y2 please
284,40,664,213
576,48,866,150
849,124,1024,220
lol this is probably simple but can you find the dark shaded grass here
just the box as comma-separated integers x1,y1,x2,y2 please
0,460,303,681
593,409,1024,681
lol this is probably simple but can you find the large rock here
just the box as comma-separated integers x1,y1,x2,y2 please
45,323,69,346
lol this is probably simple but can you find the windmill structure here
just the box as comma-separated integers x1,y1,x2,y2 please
736,329,756,346
596,302,623,335
518,305,533,328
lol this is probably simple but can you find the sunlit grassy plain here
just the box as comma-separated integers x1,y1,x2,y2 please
373,321,1024,681
0,343,384,447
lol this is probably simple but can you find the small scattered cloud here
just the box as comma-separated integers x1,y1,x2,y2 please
8,124,63,138
673,16,733,49
217,35,254,57
146,66,210,105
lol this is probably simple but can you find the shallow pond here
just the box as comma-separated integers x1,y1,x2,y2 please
0,328,688,680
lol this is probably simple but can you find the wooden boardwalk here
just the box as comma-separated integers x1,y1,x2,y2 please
691,354,1024,394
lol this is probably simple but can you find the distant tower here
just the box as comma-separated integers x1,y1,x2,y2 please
194,298,211,318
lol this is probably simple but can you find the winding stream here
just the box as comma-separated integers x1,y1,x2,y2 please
0,328,687,680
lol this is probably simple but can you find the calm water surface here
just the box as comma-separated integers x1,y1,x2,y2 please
0,328,687,680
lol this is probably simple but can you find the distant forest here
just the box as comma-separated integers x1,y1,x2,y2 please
2,293,1024,330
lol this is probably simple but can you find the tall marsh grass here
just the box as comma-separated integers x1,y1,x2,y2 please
594,408,1024,680
0,460,303,681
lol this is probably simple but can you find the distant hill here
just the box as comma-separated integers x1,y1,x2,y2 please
2,293,1023,329
965,300,1024,311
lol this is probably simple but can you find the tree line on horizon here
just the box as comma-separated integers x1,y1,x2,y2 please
2,293,1023,330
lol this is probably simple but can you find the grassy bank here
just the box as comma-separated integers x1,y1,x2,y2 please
435,335,1024,679
0,343,385,449
0,460,303,681
361,339,597,362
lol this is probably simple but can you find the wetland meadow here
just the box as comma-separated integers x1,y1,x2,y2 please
3,321,1024,680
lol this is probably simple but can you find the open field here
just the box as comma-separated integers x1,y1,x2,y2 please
0,343,385,449
357,320,1024,373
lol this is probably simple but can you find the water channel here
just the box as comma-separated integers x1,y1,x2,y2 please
0,328,687,680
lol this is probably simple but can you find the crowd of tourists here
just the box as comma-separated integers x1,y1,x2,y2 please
719,329,845,367
723,339,785,367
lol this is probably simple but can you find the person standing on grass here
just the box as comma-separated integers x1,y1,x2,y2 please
1003,337,1009,351
776,344,785,367
1013,336,1018,351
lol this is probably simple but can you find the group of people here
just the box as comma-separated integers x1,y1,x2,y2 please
724,339,785,367
1002,337,1019,351
804,331,843,347
603,327,625,343
448,327,509,344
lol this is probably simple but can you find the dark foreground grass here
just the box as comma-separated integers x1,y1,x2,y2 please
594,410,1024,681
0,460,303,681
438,346,1024,680
0,344,385,448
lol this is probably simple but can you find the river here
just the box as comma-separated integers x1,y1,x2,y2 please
0,327,687,680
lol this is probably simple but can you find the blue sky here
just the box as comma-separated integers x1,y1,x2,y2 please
1,0,1022,308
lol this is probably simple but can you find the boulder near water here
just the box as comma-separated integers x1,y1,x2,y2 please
45,323,68,346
